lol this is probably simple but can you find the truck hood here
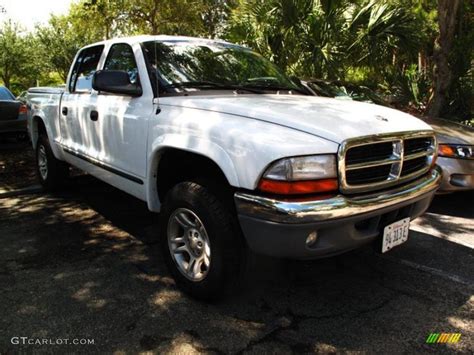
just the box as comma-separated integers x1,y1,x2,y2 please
161,95,432,143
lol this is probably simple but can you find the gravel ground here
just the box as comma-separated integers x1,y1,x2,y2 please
0,142,473,354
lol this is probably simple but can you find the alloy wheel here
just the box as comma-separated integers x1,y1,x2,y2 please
167,208,211,281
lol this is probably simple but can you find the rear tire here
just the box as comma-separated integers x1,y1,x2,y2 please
36,135,69,191
159,181,246,301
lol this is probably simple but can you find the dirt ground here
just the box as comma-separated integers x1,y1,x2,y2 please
0,138,36,191
0,141,473,354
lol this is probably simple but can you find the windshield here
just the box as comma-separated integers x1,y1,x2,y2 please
142,40,300,94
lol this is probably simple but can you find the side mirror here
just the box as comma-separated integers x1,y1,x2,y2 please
92,70,142,97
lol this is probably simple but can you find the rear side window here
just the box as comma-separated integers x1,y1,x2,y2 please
70,45,104,93
0,87,14,100
104,43,139,84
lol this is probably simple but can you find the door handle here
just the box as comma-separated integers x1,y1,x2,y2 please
61,107,68,116
90,110,98,121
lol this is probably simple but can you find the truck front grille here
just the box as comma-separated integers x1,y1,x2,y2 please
339,131,436,194
345,141,393,165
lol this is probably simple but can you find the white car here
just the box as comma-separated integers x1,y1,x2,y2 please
27,36,441,300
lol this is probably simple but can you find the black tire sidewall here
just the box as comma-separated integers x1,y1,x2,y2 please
159,182,244,300
36,135,67,190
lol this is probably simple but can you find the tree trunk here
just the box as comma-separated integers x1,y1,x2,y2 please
2,76,10,89
427,0,461,117
2,67,10,89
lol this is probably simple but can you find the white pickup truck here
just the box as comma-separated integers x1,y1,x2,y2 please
27,35,441,299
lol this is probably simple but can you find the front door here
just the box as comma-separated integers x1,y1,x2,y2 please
91,42,150,179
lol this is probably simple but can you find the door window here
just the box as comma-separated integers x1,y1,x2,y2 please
104,43,139,84
70,45,104,93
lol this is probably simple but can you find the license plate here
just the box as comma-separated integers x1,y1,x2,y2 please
382,217,410,253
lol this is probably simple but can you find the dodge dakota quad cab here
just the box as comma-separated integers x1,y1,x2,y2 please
27,36,441,300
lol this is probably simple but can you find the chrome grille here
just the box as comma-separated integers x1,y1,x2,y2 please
339,131,436,194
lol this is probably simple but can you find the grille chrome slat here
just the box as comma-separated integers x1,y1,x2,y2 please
404,149,435,161
338,131,437,194
345,156,400,171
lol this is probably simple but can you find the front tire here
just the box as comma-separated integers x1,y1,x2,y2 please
159,181,246,301
36,135,69,191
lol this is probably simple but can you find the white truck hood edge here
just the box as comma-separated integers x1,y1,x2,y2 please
160,95,432,143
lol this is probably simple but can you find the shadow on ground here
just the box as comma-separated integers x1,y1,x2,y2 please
427,190,474,219
0,139,36,191
0,175,472,353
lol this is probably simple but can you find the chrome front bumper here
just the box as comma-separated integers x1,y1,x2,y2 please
235,168,441,224
234,168,441,259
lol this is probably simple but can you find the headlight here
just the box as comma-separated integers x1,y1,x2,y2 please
258,155,338,195
438,144,473,160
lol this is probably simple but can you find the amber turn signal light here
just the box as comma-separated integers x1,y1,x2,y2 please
258,178,339,195
438,144,456,157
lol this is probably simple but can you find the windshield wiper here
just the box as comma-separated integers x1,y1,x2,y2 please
243,84,309,95
164,81,264,94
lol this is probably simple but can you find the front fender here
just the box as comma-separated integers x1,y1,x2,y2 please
146,134,239,212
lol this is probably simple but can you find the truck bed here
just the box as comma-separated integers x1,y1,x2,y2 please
27,87,65,146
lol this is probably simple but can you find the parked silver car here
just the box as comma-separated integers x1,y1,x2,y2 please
423,117,473,192
0,86,27,138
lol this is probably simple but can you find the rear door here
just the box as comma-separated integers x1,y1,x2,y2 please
60,45,104,155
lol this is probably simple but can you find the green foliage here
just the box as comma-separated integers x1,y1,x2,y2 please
35,13,99,82
0,0,471,119
348,1,421,69
226,0,471,119
442,0,473,121
0,21,28,89
0,21,47,94
226,0,422,80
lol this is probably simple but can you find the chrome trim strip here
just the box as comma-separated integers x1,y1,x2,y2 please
338,130,437,194
404,149,434,161
345,156,399,170
234,167,441,224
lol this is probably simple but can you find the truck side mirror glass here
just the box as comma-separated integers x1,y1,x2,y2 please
92,70,143,97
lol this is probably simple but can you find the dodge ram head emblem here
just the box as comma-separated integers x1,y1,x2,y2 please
375,115,389,122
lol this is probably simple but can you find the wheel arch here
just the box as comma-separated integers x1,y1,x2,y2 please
30,115,64,161
30,115,47,149
146,135,239,212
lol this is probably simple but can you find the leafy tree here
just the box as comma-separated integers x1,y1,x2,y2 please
0,21,29,89
36,11,102,81
427,0,469,119
0,0,471,119
126,0,205,35
348,1,420,73
79,0,130,39
200,0,237,38
297,0,354,79
227,0,316,71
